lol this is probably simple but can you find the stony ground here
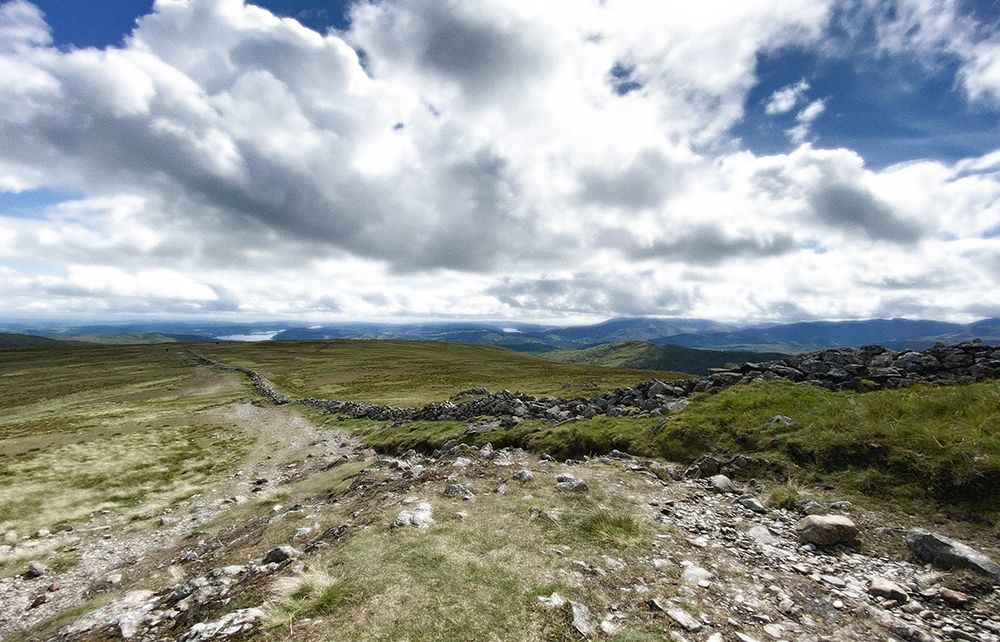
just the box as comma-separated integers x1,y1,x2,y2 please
7,442,999,641
0,391,358,640
2,355,998,642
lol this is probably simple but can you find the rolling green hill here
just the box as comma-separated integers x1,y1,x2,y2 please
0,333,78,349
63,332,217,345
196,339,680,405
543,341,787,375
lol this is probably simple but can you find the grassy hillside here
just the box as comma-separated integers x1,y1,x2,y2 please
197,340,678,405
62,332,216,345
0,333,77,349
544,341,787,375
337,379,1000,518
4,341,999,642
0,345,251,537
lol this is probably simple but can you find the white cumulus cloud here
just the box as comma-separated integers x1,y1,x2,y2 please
0,0,997,322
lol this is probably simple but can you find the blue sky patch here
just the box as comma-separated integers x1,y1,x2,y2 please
735,45,1000,167
0,187,80,219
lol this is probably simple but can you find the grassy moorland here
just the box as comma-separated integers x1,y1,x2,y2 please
3,340,999,642
196,340,677,405
4,341,997,523
0,346,250,541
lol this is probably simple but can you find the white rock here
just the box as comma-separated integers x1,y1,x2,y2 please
392,502,435,529
536,592,565,608
569,601,596,637
177,608,265,641
666,607,702,631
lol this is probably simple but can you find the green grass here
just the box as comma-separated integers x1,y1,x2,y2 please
0,345,250,535
334,379,1000,517
576,509,651,549
197,340,676,405
268,572,366,627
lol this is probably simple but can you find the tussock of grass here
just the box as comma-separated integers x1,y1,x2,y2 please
267,572,363,626
767,484,801,510
576,510,649,549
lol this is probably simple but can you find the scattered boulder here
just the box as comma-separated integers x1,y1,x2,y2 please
25,561,48,578
684,455,722,479
554,473,588,492
443,483,475,500
55,590,156,640
748,525,780,546
177,608,265,641
513,468,534,483
708,474,737,493
937,587,972,607
666,607,703,632
905,529,1000,579
392,502,435,529
795,514,859,546
738,496,767,513
569,601,596,637
868,577,909,603
263,546,301,564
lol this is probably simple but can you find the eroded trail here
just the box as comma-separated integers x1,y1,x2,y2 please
0,361,361,640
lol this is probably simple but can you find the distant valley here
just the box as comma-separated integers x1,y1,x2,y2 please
3,316,999,377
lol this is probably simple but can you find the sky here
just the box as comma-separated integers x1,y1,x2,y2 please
0,0,999,323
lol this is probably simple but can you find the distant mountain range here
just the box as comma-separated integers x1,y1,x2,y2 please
659,317,1000,352
272,316,1000,353
2,316,998,356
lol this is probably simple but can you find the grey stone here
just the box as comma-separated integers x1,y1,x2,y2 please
795,514,859,545
443,483,475,500
569,601,596,637
906,529,1000,579
262,546,301,564
748,525,779,546
177,608,265,641
555,479,588,492
537,592,565,608
869,576,909,603
708,474,737,493
513,468,534,482
392,502,435,529
684,455,722,479
738,496,767,513
666,607,703,631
